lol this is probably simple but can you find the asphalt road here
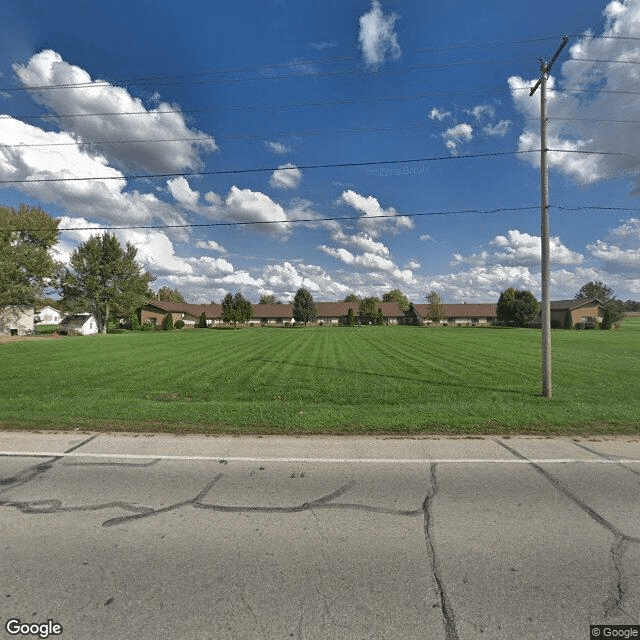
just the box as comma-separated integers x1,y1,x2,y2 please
1,432,639,640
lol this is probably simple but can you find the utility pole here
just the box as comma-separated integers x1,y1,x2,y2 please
529,36,568,399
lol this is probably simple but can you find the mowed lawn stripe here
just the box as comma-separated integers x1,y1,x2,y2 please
1,320,639,433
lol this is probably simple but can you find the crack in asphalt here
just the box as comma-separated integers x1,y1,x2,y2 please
0,474,424,529
423,463,459,640
0,435,97,494
495,439,640,622
572,441,640,479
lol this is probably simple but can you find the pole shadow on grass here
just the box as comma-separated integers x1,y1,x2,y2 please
254,357,525,396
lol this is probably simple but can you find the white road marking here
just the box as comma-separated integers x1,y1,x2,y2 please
0,451,639,464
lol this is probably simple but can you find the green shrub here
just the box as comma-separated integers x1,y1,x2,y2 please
141,321,154,331
563,309,573,330
129,313,141,331
163,313,174,331
174,319,185,330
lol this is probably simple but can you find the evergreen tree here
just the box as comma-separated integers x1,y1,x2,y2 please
292,288,316,326
163,312,174,331
563,308,574,330
347,307,355,326
221,293,235,326
376,308,384,325
233,292,253,325
198,311,207,328
129,312,141,331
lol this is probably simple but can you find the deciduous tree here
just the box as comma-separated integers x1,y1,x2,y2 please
358,297,380,325
221,292,253,327
0,204,61,306
259,294,282,305
382,289,410,311
497,288,539,327
60,232,155,334
575,281,614,303
343,293,359,303
292,288,316,326
154,286,186,303
425,291,446,324
601,299,626,329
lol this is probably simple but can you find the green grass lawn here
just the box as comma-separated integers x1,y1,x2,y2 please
1,319,639,435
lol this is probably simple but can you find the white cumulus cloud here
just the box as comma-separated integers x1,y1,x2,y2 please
167,177,199,207
358,0,401,69
338,189,413,237
509,0,640,190
442,123,473,154
453,229,583,267
269,163,302,190
13,50,216,174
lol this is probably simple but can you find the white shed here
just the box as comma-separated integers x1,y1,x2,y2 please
36,305,62,324
59,314,99,335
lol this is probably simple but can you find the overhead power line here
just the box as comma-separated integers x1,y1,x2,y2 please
3,83,640,125
0,87,518,122
0,57,539,92
2,148,638,186
0,34,571,93
4,117,640,152
47,203,640,233
55,206,541,231
0,150,537,184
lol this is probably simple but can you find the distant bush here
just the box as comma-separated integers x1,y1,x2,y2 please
141,321,154,331
174,319,185,329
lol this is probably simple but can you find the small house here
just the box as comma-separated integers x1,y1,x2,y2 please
59,314,99,335
0,305,34,335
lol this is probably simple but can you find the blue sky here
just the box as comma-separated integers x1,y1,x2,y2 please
2,0,640,303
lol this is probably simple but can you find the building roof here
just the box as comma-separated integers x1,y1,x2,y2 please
550,298,602,310
60,314,94,327
315,301,404,317
144,301,223,317
412,303,497,318
251,304,293,318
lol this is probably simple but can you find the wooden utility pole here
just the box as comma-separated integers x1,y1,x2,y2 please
529,36,568,399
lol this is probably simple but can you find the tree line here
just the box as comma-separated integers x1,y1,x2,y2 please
1,204,634,333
